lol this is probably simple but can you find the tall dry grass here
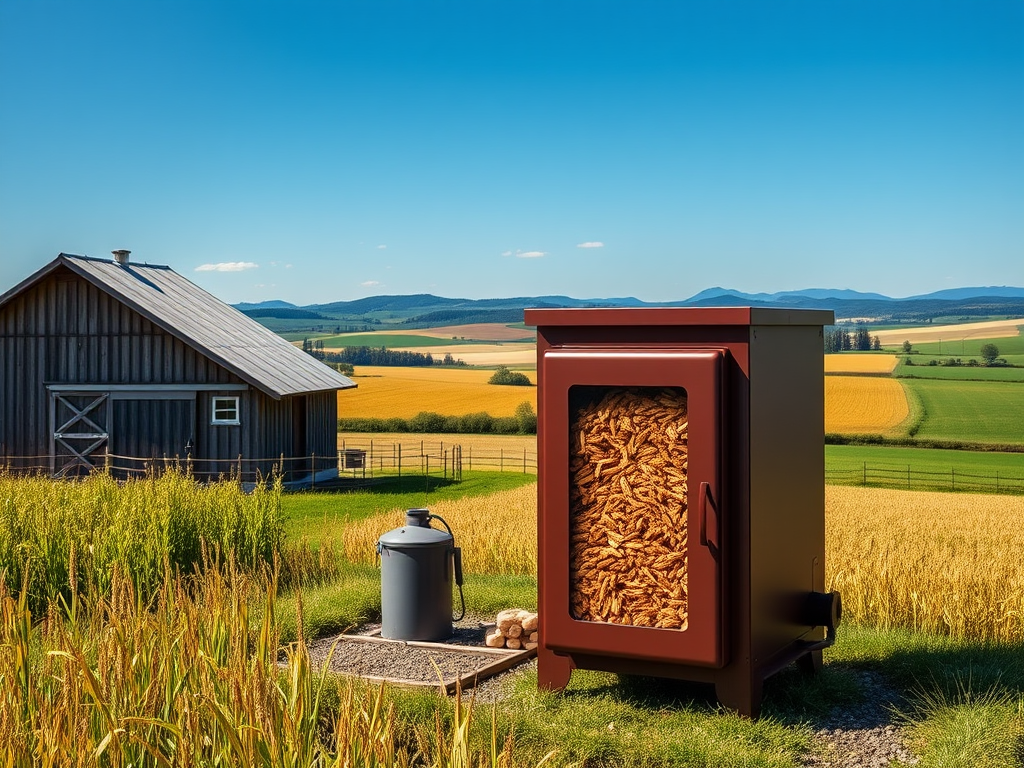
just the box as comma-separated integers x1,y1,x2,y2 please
826,485,1024,642
0,561,520,766
0,469,282,613
341,484,538,576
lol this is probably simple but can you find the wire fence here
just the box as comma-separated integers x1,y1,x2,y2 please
2,443,471,487
8,448,1018,495
338,438,537,475
825,463,1024,494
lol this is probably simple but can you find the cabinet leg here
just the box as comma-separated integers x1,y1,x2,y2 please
715,672,763,719
537,645,574,692
797,649,823,676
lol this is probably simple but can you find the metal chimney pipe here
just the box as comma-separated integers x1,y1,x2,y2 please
112,249,131,266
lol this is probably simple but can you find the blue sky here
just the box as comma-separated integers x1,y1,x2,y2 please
1,1,1021,305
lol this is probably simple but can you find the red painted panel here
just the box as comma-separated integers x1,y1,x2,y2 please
539,348,726,668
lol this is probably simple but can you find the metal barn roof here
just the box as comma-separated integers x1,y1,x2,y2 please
0,253,356,400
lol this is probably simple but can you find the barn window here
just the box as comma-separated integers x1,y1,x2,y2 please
211,396,240,425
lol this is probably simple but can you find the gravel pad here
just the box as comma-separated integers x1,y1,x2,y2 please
305,622,533,690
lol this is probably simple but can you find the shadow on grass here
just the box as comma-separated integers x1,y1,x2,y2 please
524,627,1024,731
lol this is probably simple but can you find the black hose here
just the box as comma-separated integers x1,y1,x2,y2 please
428,513,466,622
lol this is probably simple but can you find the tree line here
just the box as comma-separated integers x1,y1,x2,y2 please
824,326,882,353
339,402,537,435
302,342,466,367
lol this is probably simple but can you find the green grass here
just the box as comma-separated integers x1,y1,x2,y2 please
281,471,537,543
901,379,1024,445
826,445,1024,493
829,624,1024,768
895,357,1024,381
904,685,1024,768
376,623,1024,767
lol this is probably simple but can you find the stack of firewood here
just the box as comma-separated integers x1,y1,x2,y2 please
485,609,538,650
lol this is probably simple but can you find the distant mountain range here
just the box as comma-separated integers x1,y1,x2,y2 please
235,286,1024,330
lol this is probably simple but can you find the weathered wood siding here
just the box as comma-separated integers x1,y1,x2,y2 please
1,265,339,478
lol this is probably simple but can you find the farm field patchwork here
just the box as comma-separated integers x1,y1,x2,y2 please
395,322,536,341
338,365,536,418
824,353,898,374
873,318,1024,347
824,376,909,434
317,333,481,348
903,379,1024,444
390,343,536,367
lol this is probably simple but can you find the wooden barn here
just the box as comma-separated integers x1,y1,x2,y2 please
0,251,355,481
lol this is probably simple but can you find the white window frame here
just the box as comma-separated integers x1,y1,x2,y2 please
211,396,240,425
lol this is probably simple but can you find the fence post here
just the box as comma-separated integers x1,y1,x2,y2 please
996,471,1000,493
907,465,911,490
952,468,955,492
398,444,402,478
524,448,527,473
863,462,867,486
500,448,504,472
468,446,472,471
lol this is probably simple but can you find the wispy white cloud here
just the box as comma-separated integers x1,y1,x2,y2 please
501,250,513,257
361,280,382,288
517,251,546,259
376,244,387,250
194,261,258,272
576,241,604,249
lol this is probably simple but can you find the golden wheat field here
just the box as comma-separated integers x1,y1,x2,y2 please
824,354,899,374
826,485,1024,642
342,484,538,576
825,376,909,433
391,344,537,367
338,366,536,418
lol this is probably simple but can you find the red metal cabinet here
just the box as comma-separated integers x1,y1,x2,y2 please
526,307,841,717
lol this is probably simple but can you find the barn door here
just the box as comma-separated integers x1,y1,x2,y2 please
51,392,110,477
110,397,198,478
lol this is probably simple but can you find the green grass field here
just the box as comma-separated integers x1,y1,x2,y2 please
894,357,1024,381
895,329,1024,357
826,444,1024,492
901,379,1024,445
281,470,536,543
